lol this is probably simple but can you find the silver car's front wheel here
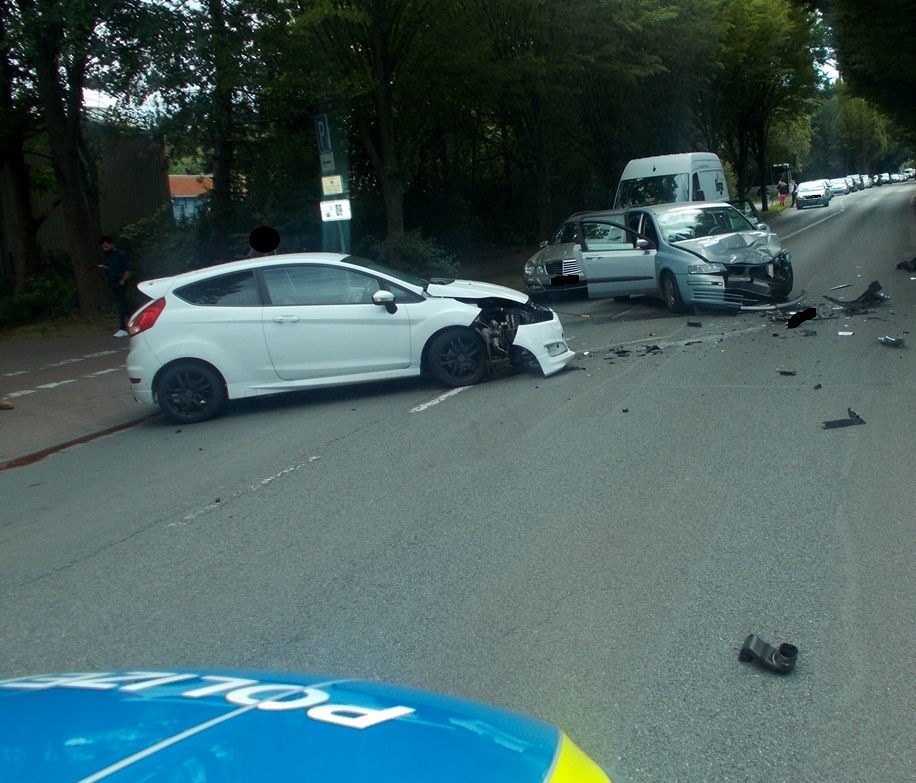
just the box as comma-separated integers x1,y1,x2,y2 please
661,272,685,313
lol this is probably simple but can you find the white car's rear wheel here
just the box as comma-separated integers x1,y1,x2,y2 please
157,361,225,424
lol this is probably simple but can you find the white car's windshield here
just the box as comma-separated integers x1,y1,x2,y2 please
344,256,428,288
656,206,756,242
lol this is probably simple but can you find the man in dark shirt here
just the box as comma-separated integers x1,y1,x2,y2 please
98,236,132,337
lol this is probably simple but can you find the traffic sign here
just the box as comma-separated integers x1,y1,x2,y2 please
314,115,332,153
320,199,351,222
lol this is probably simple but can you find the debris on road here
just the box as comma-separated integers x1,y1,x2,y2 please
838,331,854,336
823,408,866,429
823,280,890,314
829,283,853,290
738,634,798,674
877,336,905,348
896,257,916,271
687,320,703,327
813,383,823,390
787,307,817,328
801,328,817,336
778,370,797,376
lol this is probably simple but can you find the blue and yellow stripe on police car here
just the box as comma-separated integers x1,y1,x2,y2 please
547,732,612,782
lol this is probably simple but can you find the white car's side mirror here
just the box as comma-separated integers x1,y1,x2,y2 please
372,289,398,314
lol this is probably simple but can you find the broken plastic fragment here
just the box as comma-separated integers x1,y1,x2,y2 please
687,320,702,327
778,370,797,376
813,383,822,390
823,280,889,314
877,336,905,348
823,408,866,428
829,283,853,290
738,634,798,674
838,331,854,336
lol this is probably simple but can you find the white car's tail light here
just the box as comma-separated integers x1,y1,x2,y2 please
128,297,166,336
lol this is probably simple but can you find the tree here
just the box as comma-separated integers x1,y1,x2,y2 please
288,0,448,262
829,0,916,139
7,0,181,315
707,0,823,204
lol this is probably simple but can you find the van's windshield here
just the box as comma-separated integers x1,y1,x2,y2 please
616,173,689,208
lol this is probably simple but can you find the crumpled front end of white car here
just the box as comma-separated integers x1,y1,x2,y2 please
470,299,575,376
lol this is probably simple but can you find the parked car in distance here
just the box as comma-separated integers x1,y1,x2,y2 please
526,203,794,313
795,180,831,209
828,177,850,195
0,669,612,782
127,253,575,423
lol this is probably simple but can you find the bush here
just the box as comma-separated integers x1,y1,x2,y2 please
119,206,200,280
362,230,459,278
0,273,78,328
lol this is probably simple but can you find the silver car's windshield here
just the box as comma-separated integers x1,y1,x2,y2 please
656,206,756,242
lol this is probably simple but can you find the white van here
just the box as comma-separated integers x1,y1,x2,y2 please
613,153,729,209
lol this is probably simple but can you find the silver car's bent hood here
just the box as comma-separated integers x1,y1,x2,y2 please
678,231,782,265
425,278,529,303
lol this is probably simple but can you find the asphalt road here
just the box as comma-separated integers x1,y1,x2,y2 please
1,183,914,782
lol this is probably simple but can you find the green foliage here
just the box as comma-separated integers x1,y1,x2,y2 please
361,230,459,279
118,206,199,279
0,271,77,328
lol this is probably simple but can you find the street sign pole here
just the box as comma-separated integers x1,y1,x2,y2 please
315,113,351,253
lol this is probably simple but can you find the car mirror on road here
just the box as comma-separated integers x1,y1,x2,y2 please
372,289,398,314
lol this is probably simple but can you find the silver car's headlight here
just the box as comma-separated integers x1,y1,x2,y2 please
687,262,726,274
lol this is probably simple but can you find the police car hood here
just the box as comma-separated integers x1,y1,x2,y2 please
426,278,530,303
678,231,783,266
0,670,577,781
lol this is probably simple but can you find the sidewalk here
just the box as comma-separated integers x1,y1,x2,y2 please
0,335,154,469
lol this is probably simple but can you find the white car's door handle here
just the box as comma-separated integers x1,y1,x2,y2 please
273,315,301,323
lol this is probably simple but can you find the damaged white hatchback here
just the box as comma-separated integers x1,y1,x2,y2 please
126,253,575,423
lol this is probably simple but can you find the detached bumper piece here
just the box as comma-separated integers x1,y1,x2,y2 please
739,634,798,674
823,280,889,314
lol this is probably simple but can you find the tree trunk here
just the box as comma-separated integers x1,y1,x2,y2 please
7,150,46,295
32,32,106,316
208,0,235,262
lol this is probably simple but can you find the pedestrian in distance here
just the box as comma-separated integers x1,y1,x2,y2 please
791,180,798,207
98,236,132,337
777,180,788,207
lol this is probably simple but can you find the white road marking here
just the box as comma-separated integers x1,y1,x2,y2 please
6,389,36,398
409,386,470,412
781,204,844,240
1,370,27,377
169,457,321,527
4,366,124,398
45,350,119,368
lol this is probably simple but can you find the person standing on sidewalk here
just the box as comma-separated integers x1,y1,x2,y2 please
98,236,132,337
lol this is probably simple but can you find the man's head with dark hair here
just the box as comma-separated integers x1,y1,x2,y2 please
99,235,113,245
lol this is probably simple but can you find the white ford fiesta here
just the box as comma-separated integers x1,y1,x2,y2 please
126,253,576,423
